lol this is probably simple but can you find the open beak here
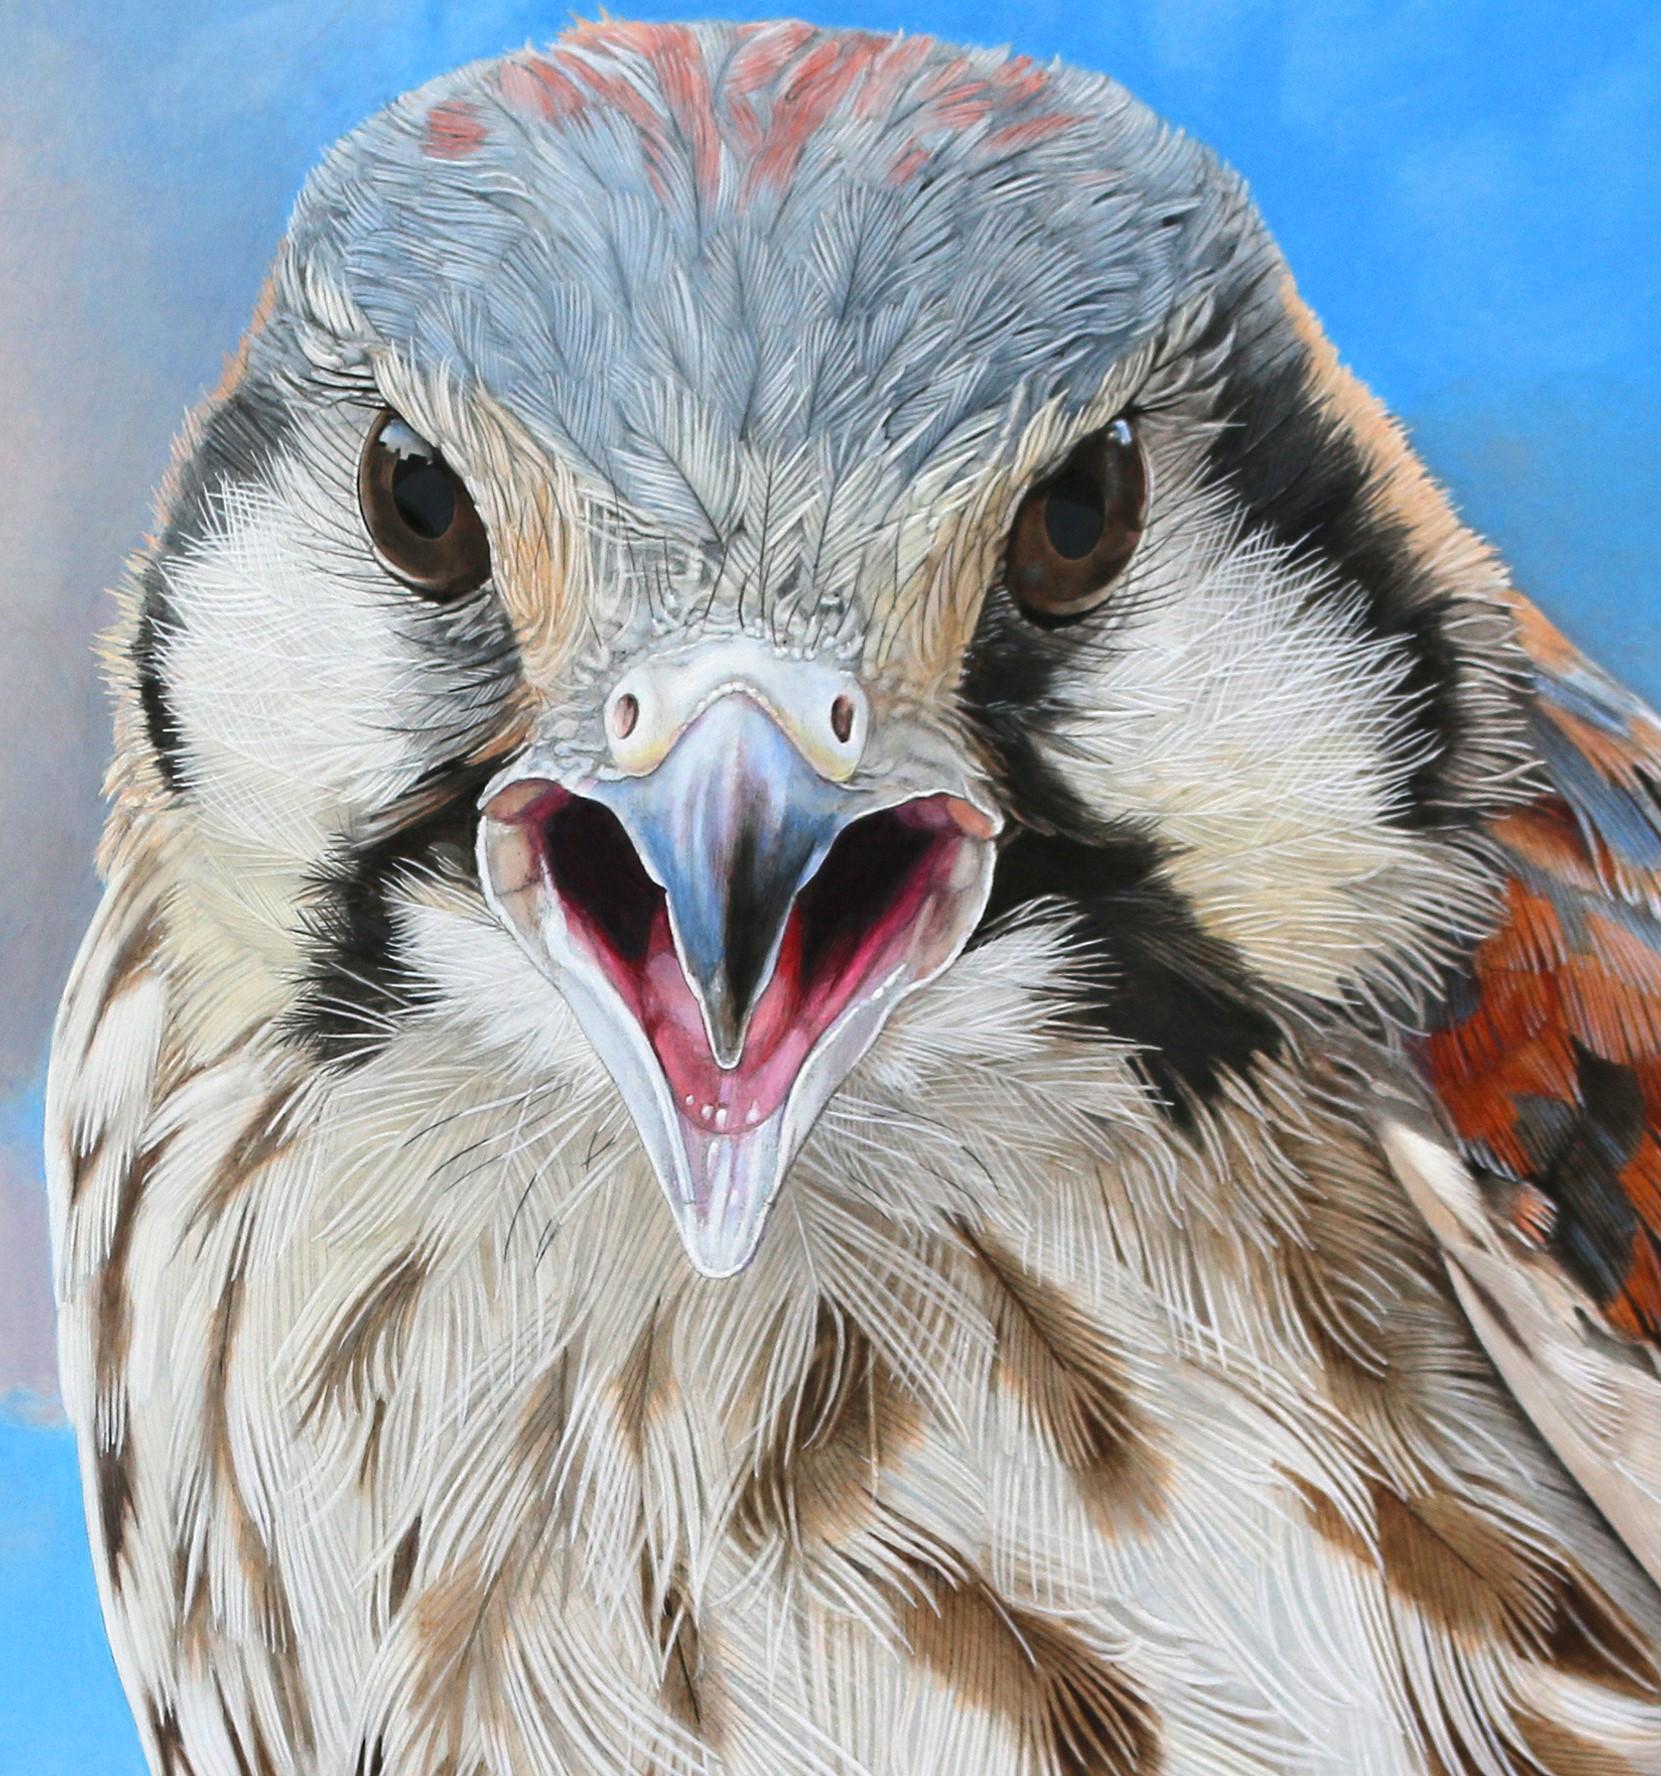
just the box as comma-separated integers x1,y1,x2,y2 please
477,640,999,1277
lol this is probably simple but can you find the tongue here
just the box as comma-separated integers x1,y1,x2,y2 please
641,915,810,1136
638,834,935,1141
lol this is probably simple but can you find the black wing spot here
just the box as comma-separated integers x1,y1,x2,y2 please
1529,1041,1646,1309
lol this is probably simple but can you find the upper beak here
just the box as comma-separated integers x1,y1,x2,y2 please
611,692,847,1068
477,638,1000,1277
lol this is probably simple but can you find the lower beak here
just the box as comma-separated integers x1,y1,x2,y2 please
478,682,998,1277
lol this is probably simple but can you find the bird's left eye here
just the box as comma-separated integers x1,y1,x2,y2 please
357,408,492,601
1006,417,1148,623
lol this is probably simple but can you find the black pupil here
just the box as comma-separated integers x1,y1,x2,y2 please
391,452,456,540
1043,464,1105,560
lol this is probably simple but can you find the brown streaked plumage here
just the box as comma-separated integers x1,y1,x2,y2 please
960,1226,1171,1539
899,1565,1164,1775
47,19,1661,1775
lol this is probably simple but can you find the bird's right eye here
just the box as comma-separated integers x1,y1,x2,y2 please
357,408,492,601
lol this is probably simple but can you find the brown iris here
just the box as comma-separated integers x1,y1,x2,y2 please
1007,417,1148,622
357,408,491,601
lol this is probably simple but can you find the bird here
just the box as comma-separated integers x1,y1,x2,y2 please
43,18,1661,1775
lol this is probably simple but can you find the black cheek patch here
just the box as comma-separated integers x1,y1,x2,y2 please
132,588,187,793
284,758,500,1068
976,821,1283,1123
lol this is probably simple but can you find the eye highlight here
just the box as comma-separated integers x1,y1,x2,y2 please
358,408,491,601
1007,417,1148,623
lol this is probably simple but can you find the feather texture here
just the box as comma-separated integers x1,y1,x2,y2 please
47,20,1661,1774
1405,600,1661,1594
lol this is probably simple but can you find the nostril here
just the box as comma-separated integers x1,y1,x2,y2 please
611,691,640,740
830,694,855,745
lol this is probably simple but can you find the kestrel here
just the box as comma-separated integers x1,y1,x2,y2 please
47,21,1661,1775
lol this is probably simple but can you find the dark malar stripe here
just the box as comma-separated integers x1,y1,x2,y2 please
284,756,503,1068
977,819,1283,1121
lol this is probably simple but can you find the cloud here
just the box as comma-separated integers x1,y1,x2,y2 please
0,85,171,1101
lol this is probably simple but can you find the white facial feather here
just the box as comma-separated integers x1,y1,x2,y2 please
1048,508,1490,1003
162,479,416,854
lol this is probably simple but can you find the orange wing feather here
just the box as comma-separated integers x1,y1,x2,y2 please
1417,600,1661,1343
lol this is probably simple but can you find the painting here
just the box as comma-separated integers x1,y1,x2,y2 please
4,4,1661,1772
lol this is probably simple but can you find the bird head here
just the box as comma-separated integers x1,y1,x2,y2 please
112,23,1527,1278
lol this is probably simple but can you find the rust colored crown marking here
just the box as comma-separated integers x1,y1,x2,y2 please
485,22,1081,213
423,99,488,160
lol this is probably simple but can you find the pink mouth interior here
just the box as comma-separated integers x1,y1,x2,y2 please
528,792,966,1143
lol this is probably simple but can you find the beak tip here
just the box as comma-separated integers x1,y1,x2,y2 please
675,1229,763,1280
689,976,752,1071
665,1116,789,1279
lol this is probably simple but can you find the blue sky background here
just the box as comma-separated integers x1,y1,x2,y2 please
1,1,1658,1768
